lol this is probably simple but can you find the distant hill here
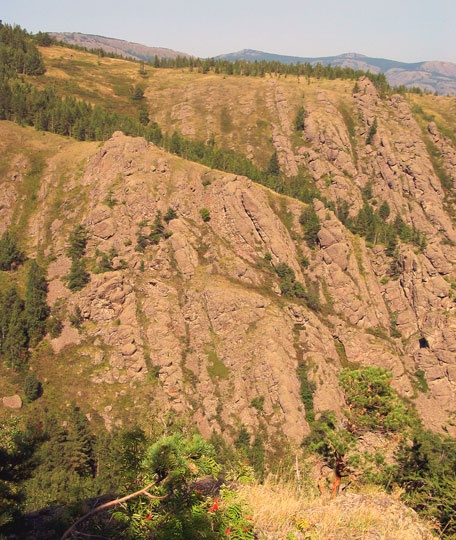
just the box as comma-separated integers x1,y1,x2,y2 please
50,32,191,61
217,50,456,95
49,34,456,94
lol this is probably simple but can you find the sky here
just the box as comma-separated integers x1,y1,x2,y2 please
3,0,455,63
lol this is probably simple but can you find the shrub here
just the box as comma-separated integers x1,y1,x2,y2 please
24,371,41,402
200,208,211,222
299,206,321,247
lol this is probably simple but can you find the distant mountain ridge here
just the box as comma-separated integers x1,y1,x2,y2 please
50,33,456,95
217,50,456,95
50,32,190,61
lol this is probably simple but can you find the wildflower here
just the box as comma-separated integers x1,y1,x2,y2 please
225,528,231,535
209,498,219,512
146,514,153,521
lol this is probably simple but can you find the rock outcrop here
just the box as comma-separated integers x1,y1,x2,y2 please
1,69,456,444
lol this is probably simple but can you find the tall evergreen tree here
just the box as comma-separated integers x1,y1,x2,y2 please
3,296,28,370
24,260,49,346
0,231,24,270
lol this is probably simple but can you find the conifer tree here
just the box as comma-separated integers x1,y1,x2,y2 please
3,296,28,370
267,150,280,176
0,231,24,270
66,407,94,477
24,260,49,346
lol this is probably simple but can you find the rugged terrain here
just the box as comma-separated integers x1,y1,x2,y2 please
1,50,456,448
0,42,456,447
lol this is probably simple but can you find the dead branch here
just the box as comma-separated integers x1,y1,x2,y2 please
60,476,169,540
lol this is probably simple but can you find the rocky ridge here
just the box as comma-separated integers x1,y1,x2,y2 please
1,71,456,446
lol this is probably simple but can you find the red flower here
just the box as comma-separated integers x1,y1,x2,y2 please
225,528,231,535
209,498,219,512
146,514,153,521
246,516,253,521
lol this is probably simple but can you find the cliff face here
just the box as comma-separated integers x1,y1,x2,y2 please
1,71,456,445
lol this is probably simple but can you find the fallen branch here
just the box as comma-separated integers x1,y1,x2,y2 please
60,477,168,540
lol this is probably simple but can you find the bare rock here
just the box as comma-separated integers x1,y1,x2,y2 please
3,395,22,409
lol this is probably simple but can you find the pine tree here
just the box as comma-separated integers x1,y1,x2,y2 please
0,231,24,270
24,260,49,346
294,105,306,132
67,258,90,292
3,297,28,370
66,407,94,477
299,205,321,247
267,150,280,176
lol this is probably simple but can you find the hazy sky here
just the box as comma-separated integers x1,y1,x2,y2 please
3,0,455,63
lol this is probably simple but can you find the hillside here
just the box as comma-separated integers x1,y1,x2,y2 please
3,45,456,437
0,31,455,538
217,49,456,95
48,32,456,94
51,31,190,61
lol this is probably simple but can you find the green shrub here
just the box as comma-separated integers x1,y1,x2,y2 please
200,208,211,222
24,371,41,402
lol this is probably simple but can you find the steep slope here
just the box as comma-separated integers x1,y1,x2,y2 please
1,70,456,443
1,42,456,444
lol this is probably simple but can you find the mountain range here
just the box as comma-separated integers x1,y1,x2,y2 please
52,32,456,95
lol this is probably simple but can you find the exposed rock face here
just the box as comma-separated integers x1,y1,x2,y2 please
1,69,456,445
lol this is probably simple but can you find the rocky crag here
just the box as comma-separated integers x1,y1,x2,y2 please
1,71,456,449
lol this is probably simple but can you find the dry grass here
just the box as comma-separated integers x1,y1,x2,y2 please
235,477,437,540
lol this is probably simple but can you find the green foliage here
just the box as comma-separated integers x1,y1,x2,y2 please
294,105,306,132
1,288,29,370
46,315,63,338
135,212,173,251
24,260,49,346
131,85,145,101
299,205,321,247
66,225,90,291
67,225,88,260
24,371,41,402
366,117,378,145
250,396,264,412
164,207,178,223
0,231,25,271
339,367,414,433
273,261,320,309
94,247,118,273
391,428,456,537
303,411,356,471
67,258,90,291
200,208,211,222
0,417,31,529
0,23,46,77
267,150,280,176
69,305,83,328
297,362,316,424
